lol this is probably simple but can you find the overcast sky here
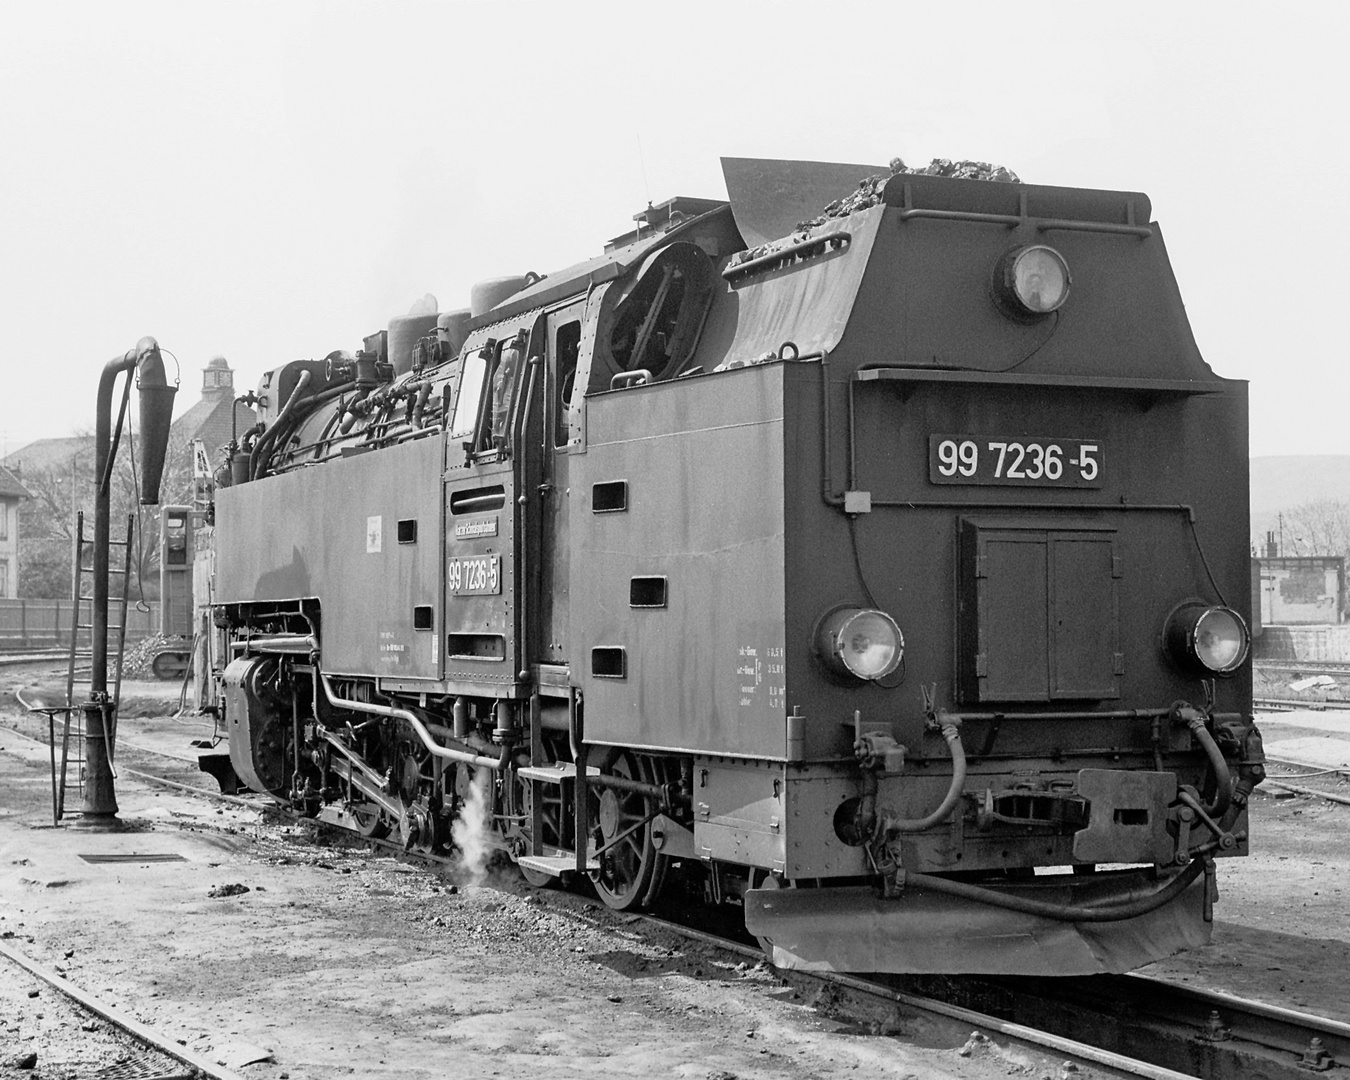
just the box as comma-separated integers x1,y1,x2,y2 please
1,1,1344,461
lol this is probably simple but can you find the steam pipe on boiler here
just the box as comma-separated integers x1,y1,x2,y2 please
232,391,261,445
250,369,312,479
242,634,318,655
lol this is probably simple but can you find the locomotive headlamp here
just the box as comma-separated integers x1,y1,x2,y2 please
815,607,904,682
1165,603,1250,677
994,244,1071,319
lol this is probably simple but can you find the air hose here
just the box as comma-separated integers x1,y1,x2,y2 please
1174,704,1233,818
880,723,967,833
903,856,1207,923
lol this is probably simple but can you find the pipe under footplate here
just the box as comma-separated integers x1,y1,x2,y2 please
320,675,502,771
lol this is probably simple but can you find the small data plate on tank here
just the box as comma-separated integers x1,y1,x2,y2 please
447,554,501,595
929,434,1104,488
744,871,1210,976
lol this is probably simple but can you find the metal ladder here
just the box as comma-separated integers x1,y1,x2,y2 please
36,512,135,824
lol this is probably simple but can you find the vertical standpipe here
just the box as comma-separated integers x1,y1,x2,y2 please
83,338,176,822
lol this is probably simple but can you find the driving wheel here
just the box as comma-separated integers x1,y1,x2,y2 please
590,751,666,911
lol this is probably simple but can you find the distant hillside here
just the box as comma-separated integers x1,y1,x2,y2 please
1250,456,1350,549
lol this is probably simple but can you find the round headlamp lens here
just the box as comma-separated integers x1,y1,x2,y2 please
1165,603,1250,677
1011,246,1070,313
994,245,1071,320
817,608,903,682
1193,608,1248,674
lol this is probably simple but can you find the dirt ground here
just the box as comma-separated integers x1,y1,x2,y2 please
3,667,1350,1079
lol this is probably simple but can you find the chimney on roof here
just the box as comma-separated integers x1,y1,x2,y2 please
202,355,234,400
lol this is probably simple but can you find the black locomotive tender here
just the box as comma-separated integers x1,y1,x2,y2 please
213,157,1266,976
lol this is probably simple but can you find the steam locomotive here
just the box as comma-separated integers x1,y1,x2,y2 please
210,157,1265,976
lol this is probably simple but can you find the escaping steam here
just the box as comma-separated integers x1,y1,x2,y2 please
450,767,492,885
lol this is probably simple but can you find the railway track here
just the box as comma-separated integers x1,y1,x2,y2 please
0,938,245,1080
890,972,1350,1079
0,650,75,668
5,714,1349,1078
1255,697,1350,712
1256,661,1350,677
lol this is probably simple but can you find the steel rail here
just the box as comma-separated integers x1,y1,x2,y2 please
634,914,1191,1080
1260,776,1350,807
1256,660,1350,676
0,651,74,665
1255,697,1350,711
0,939,248,1080
1126,971,1350,1068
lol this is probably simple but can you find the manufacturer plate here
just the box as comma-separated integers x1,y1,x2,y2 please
929,435,1103,488
448,554,501,595
454,515,498,540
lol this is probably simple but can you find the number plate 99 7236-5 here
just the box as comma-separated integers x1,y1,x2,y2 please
928,435,1103,488
448,554,501,595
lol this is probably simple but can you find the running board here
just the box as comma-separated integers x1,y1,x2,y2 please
518,854,599,876
517,763,599,783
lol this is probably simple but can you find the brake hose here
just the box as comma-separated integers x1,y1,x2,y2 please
1175,706,1233,818
879,723,967,833
904,856,1207,923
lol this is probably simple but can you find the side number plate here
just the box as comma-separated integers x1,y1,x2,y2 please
929,435,1104,488
448,554,501,595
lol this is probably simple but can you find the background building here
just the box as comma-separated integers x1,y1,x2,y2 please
1255,556,1345,627
0,465,32,598
0,357,254,598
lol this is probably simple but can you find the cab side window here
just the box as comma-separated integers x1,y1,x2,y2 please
450,351,487,440
554,320,581,447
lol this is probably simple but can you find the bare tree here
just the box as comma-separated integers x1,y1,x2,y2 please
17,431,194,599
1280,499,1350,561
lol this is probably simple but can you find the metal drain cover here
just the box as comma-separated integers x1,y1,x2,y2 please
87,1053,193,1079
78,854,187,864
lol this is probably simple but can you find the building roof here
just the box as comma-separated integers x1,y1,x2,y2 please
2,435,92,475
0,464,31,500
3,391,256,477
172,395,256,456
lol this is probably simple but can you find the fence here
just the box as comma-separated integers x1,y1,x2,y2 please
0,598,160,651
1254,623,1350,664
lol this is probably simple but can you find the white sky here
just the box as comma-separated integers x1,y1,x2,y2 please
0,1,1345,460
